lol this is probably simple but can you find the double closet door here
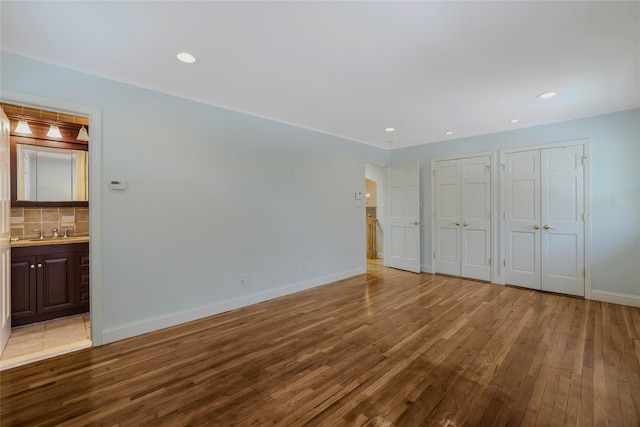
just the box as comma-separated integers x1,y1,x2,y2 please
504,145,585,297
434,155,491,281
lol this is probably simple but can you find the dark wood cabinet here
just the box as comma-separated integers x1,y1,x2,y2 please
11,242,89,326
10,256,37,319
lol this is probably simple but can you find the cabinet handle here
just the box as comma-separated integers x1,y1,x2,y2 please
463,223,469,227
453,222,460,226
30,264,35,269
37,264,42,268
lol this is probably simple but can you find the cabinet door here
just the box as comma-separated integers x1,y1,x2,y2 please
11,256,36,318
37,253,75,314
75,251,90,307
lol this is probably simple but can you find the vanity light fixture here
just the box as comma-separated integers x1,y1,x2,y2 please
385,127,395,132
47,124,62,138
76,126,89,142
15,119,32,134
537,91,557,99
509,119,520,123
445,131,454,135
177,52,197,63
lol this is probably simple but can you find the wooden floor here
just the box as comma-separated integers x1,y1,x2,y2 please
2,261,639,426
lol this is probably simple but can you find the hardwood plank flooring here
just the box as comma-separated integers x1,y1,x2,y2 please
1,261,639,426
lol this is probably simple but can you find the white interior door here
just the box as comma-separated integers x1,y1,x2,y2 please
387,163,420,273
461,156,491,281
434,159,461,276
505,150,541,289
0,107,11,355
541,146,585,296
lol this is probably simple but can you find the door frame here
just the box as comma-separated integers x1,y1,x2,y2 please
498,139,591,299
430,151,497,282
1,89,103,346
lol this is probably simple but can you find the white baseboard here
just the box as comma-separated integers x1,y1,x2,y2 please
101,267,365,344
590,290,640,308
421,264,433,273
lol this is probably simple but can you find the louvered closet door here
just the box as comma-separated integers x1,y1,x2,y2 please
434,155,491,281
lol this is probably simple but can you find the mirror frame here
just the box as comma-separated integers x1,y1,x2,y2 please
9,119,89,207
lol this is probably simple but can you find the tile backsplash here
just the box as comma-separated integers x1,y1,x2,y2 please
10,207,89,239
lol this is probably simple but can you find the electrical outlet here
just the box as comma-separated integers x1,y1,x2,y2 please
240,274,245,283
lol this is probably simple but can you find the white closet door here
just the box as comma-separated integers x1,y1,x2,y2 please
434,155,491,281
434,159,461,276
461,156,491,281
505,150,541,290
541,146,585,296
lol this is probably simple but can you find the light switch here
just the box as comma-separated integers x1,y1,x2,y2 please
355,191,363,200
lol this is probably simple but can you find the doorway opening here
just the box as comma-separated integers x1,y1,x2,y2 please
0,102,92,370
365,164,386,272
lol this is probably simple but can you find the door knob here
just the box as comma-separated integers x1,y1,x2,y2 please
30,264,35,269
543,225,555,230
37,263,42,268
531,225,540,230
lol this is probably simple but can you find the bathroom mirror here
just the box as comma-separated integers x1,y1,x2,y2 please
15,144,88,203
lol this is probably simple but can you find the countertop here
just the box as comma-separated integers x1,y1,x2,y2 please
10,236,90,248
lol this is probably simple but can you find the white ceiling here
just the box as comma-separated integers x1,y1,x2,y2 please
1,1,638,149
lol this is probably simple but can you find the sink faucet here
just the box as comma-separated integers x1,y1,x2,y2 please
52,228,59,238
33,229,44,239
63,228,71,238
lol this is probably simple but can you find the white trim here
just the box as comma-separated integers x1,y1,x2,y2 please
0,89,103,346
430,151,496,283
421,263,432,273
499,139,590,296
591,290,640,308
102,267,364,344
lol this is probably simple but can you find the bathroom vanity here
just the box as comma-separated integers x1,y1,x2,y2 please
10,238,89,326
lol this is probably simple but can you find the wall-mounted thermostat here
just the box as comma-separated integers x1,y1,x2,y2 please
109,179,127,190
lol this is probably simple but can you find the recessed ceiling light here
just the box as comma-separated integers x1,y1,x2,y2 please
509,119,520,123
445,131,454,135
537,91,557,99
385,127,395,132
176,52,197,63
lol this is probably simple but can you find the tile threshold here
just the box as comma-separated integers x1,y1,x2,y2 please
0,339,92,371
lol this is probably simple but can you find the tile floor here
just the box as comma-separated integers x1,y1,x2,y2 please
0,313,91,371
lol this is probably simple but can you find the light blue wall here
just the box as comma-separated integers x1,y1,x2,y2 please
1,52,389,342
390,109,640,297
